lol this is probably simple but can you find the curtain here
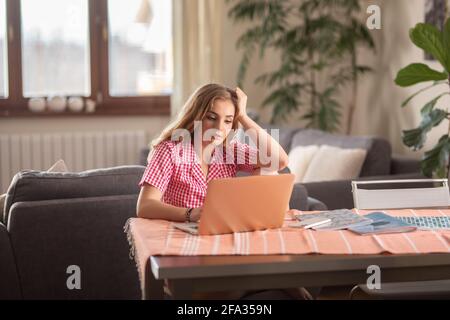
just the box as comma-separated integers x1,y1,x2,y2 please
171,0,224,118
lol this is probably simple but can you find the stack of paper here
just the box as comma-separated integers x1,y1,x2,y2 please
295,209,372,231
348,212,417,235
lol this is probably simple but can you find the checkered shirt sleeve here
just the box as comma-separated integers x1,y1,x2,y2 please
138,141,174,194
231,140,259,172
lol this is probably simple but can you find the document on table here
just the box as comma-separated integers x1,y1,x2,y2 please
295,209,372,231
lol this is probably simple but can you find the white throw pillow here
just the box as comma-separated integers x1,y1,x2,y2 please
288,145,320,183
302,145,367,183
47,159,68,173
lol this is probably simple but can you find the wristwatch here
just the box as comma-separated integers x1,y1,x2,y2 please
185,207,194,223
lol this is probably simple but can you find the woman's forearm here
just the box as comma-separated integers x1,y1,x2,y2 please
137,198,187,221
239,115,289,169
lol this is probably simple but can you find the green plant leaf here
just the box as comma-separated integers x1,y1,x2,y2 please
402,109,448,150
227,0,270,22
236,26,263,49
420,93,449,116
355,21,375,50
421,135,450,178
302,87,341,132
402,128,424,150
262,82,304,123
443,18,450,65
395,63,448,87
409,23,450,72
355,65,373,73
401,81,447,107
318,97,341,132
237,46,255,87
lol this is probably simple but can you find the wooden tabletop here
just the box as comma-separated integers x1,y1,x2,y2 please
145,254,450,298
151,253,450,280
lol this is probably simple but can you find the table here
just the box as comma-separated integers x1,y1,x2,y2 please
144,253,450,299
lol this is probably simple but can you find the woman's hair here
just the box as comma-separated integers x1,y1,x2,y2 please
151,83,240,148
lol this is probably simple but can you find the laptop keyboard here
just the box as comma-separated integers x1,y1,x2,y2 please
396,216,450,230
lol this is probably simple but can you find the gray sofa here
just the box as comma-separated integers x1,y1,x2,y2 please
0,165,325,299
1,166,144,300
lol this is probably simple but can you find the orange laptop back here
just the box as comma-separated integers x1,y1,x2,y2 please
198,173,295,235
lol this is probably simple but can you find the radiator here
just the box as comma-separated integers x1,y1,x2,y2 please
0,130,147,193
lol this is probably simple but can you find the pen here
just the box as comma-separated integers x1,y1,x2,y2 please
303,218,332,229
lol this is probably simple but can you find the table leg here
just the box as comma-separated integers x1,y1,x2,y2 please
170,279,195,299
144,259,164,300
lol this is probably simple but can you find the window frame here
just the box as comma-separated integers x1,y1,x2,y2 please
0,0,171,117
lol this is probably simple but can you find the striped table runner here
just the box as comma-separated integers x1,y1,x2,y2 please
125,209,450,286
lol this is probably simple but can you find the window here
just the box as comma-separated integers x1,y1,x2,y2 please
108,0,172,96
21,0,90,97
0,0,172,117
0,0,7,98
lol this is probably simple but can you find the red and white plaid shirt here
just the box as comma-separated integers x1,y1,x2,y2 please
139,139,258,208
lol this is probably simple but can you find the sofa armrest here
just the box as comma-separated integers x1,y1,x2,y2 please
288,183,328,211
302,180,353,210
3,166,145,225
307,197,328,211
0,222,21,299
7,194,140,299
289,183,308,210
303,172,427,210
391,155,421,174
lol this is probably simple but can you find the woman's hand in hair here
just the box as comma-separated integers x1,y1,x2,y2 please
235,87,290,170
236,87,248,121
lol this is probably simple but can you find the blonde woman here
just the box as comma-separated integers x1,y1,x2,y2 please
136,83,316,300
137,83,289,222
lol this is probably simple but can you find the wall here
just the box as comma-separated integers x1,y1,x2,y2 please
1,0,448,161
0,116,169,148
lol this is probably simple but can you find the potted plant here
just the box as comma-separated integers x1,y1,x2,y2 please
395,18,450,178
227,0,375,132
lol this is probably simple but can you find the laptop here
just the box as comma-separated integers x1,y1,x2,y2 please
173,173,295,235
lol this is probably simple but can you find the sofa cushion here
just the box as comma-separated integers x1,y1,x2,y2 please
3,165,145,224
1,159,69,225
288,145,320,183
290,129,391,177
302,145,367,182
7,195,140,299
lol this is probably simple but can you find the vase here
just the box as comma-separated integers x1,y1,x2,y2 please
67,96,84,112
85,99,96,113
27,97,46,112
47,96,67,112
